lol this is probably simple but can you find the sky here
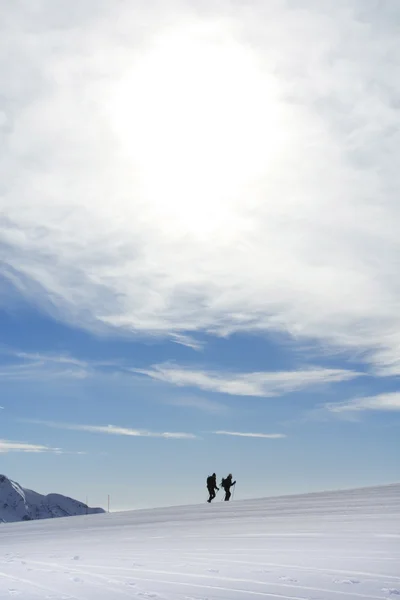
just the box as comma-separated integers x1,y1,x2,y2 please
1,0,400,511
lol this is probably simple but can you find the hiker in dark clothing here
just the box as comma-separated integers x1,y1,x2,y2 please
221,473,236,501
206,473,219,503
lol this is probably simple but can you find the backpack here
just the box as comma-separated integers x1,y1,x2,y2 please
221,478,226,487
206,476,213,487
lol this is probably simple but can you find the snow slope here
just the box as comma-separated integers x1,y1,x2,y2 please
0,483,399,599
0,475,104,523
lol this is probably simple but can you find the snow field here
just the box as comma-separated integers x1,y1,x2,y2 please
0,484,399,599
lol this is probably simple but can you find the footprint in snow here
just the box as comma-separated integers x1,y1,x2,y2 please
71,577,84,583
208,569,219,573
382,589,400,596
8,589,20,596
279,576,298,583
333,579,360,585
72,556,80,561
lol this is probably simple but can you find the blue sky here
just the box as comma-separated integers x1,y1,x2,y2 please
1,0,400,510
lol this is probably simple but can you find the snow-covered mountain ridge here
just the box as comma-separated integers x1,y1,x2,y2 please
0,474,104,523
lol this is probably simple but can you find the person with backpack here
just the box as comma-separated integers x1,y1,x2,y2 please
206,473,219,503
221,473,236,501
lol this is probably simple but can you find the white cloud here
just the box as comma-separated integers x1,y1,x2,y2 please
326,392,400,413
26,420,197,440
135,363,360,396
170,334,204,351
2,348,360,395
2,2,400,371
0,354,89,381
0,440,62,453
213,431,286,439
14,351,87,367
0,350,126,381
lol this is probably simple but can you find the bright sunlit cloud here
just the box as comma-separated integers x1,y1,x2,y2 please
107,21,286,240
2,1,400,373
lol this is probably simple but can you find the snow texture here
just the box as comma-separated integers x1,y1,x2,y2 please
0,475,104,523
0,483,399,599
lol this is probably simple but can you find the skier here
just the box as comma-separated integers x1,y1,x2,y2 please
221,473,236,501
206,473,219,503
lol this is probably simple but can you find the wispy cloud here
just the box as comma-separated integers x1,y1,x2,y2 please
0,349,130,382
0,349,359,400
26,420,197,440
0,350,90,381
1,2,400,373
325,392,400,413
213,431,286,439
0,362,88,382
13,351,87,367
135,363,361,397
0,439,62,453
170,334,204,351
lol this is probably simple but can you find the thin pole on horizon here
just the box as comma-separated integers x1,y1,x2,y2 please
108,494,110,513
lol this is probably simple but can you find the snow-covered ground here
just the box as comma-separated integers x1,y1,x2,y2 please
0,483,399,599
